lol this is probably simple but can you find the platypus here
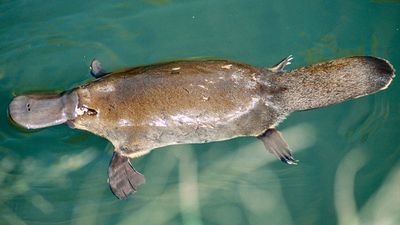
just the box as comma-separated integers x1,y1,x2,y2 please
8,55,395,199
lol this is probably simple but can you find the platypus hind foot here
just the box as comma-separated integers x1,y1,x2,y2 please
258,128,299,165
268,55,293,72
108,152,145,199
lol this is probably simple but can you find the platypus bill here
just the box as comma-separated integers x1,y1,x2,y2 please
9,56,395,199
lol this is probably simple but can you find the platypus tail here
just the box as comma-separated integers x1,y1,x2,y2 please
270,56,395,112
8,92,78,129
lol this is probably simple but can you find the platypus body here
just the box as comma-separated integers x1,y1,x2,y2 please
9,56,395,199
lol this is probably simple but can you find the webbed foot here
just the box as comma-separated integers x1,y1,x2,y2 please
108,152,145,199
257,128,298,165
90,59,110,78
268,55,294,72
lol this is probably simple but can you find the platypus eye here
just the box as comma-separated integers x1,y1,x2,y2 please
86,108,97,116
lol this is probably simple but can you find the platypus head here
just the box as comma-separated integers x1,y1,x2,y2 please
9,92,78,129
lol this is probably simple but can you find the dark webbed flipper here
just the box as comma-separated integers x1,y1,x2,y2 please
108,152,145,199
90,59,110,78
258,128,298,165
268,55,294,72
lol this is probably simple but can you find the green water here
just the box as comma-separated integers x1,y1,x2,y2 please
1,1,399,225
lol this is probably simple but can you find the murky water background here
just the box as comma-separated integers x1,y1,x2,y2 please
1,1,399,225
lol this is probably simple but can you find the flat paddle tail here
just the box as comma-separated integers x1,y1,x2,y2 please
270,56,395,112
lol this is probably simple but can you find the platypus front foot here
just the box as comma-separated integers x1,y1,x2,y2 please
108,152,145,199
258,128,299,165
90,59,110,78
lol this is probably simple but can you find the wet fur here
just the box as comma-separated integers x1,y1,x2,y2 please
72,60,281,158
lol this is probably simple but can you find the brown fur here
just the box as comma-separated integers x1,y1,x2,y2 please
71,60,277,157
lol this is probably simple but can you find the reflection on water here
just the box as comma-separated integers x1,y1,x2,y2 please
0,146,98,225
1,0,399,225
334,149,367,225
335,149,400,225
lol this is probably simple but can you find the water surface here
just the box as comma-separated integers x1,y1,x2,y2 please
0,1,399,225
